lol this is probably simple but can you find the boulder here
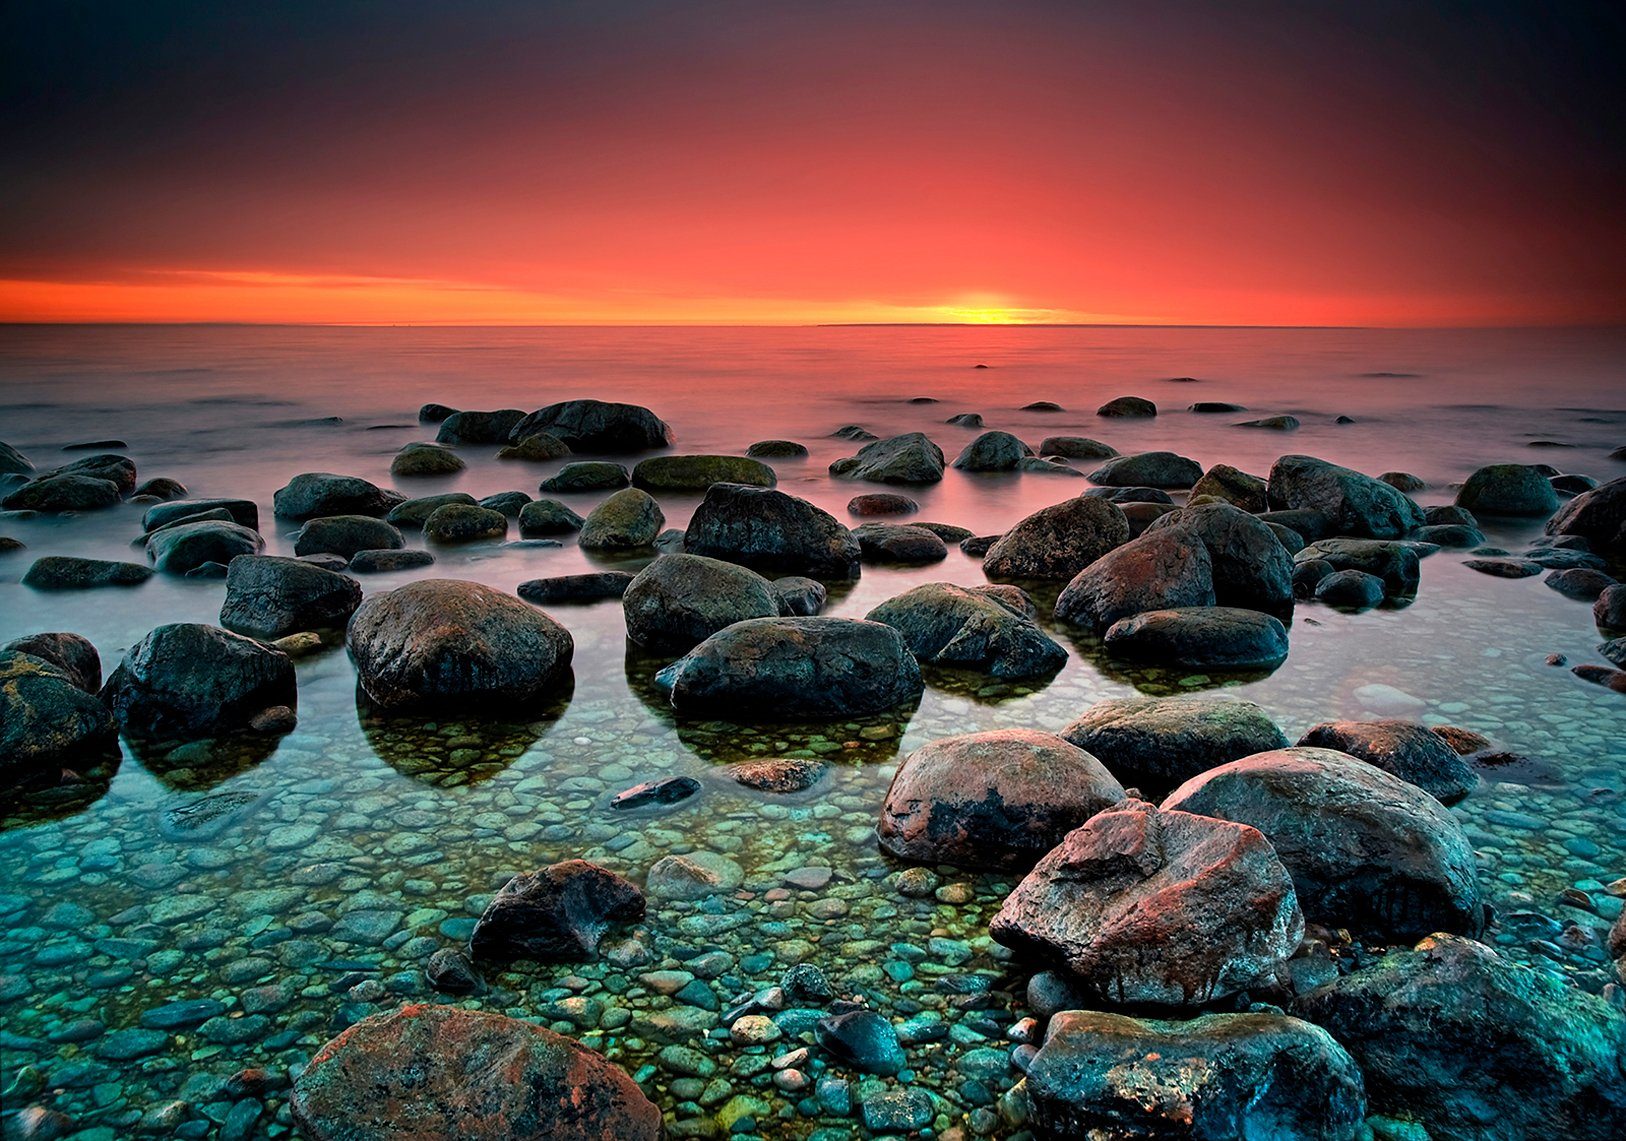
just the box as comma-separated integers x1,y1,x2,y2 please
0,651,118,785
417,402,457,422
829,432,945,484
508,400,672,452
132,476,186,500
1293,934,1626,1141
0,440,32,475
349,549,434,573
952,431,1032,472
852,522,947,564
632,454,775,491
52,452,137,492
771,576,826,616
830,424,877,441
1267,455,1424,538
1190,463,1268,512
220,556,363,639
1164,746,1483,940
480,490,531,514
1296,719,1478,803
143,497,259,532
1018,455,1083,476
1024,400,1065,412
273,473,402,520
518,498,584,536
390,442,466,477
1084,485,1174,505
1264,521,1305,554
879,729,1124,870
3,632,101,693
847,492,918,516
1236,414,1301,431
1413,523,1484,548
746,439,808,458
1425,504,1479,527
1315,568,1386,609
622,554,780,653
866,583,1065,678
1296,538,1420,598
1096,396,1156,417
1456,463,1560,516
22,556,153,590
684,483,860,579
1596,584,1626,632
1061,695,1288,798
424,504,508,543
982,496,1130,582
1257,508,1335,541
1189,401,1246,413
1,472,121,512
654,617,922,719
1104,607,1289,671
347,580,574,709
470,860,645,963
434,408,526,445
497,432,571,462
578,488,664,550
291,1003,661,1141
538,461,630,493
1039,436,1117,460
293,515,402,560
990,800,1302,1005
1148,501,1294,615
102,623,296,738
146,520,265,574
517,572,635,604
1055,527,1215,631
1545,476,1626,556
728,756,827,793
1022,1010,1366,1141
945,411,983,427
386,492,479,529
1088,451,1203,489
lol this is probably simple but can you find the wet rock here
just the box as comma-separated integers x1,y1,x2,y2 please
879,729,1124,870
747,439,808,458
728,757,827,793
417,402,457,422
654,617,921,719
578,488,664,550
1463,556,1542,578
1296,719,1478,804
1147,500,1294,615
1084,485,1174,505
1039,436,1117,460
386,492,478,529
102,623,296,738
945,412,984,427
867,582,1066,678
144,518,264,573
518,572,634,604
1190,463,1268,512
829,432,945,484
293,515,402,560
830,424,877,441
273,473,402,520
0,440,32,475
497,432,571,462
622,554,780,653
1296,538,1420,598
1413,522,1484,548
848,493,918,517
22,556,152,590
2,633,100,693
1379,471,1426,492
292,1003,661,1140
423,504,508,543
508,399,672,452
1267,455,1425,538
1599,637,1626,667
470,860,645,963
952,431,1032,472
1236,414,1300,431
478,490,531,517
1547,475,1626,557
1572,663,1626,692
424,948,480,994
1596,584,1626,632
853,522,947,564
220,555,362,638
434,408,526,445
815,1010,905,1076
1,472,122,512
1315,568,1385,609
982,496,1130,581
646,851,744,900
632,454,776,491
1096,396,1156,418
1456,463,1560,516
1257,508,1335,541
1552,472,1598,497
1164,746,1483,940
518,498,584,536
0,651,117,784
390,442,466,477
538,461,630,493
612,775,701,810
1189,401,1247,413
1062,694,1288,798
347,579,573,709
1293,934,1626,1141
1088,450,1203,489
990,800,1302,1005
348,548,434,573
1055,527,1215,631
1104,607,1289,671
685,483,860,579
1022,1009,1366,1141
1024,400,1065,412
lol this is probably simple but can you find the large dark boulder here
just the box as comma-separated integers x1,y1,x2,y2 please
220,555,363,639
990,800,1302,1006
1062,694,1288,798
982,496,1130,582
508,400,672,452
952,431,1032,472
1055,527,1215,631
1104,607,1289,671
1596,584,1626,632
1164,746,1483,940
622,553,779,653
22,556,152,590
347,580,574,709
631,454,775,491
292,1003,661,1141
1456,463,1560,517
497,431,572,462
423,504,508,544
1294,934,1626,1141
829,432,945,484
470,860,645,963
1546,476,1626,557
386,492,478,529
52,452,137,492
518,498,584,537
1022,1010,1366,1141
1257,508,1335,542
434,408,526,445
1096,396,1156,417
577,488,664,550
1,651,118,786
0,440,32,475
1148,500,1294,615
1039,436,1117,460
654,617,922,719
684,483,860,579
866,582,1066,678
518,572,634,605
1296,719,1478,803
1267,455,1424,538
1,472,121,512
390,441,466,476
538,461,630,493
3,632,101,693
878,729,1123,870
142,497,259,532
1295,538,1421,598
146,519,265,574
772,576,826,616
1190,463,1268,512
293,515,402,560
273,473,403,520
102,623,296,738
852,522,947,564
1088,451,1203,489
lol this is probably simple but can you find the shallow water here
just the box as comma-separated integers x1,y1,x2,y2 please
1,324,1624,1138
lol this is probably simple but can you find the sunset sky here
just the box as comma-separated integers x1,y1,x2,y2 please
2,1,1623,326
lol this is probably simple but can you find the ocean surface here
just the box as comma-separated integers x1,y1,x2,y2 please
1,323,1624,1138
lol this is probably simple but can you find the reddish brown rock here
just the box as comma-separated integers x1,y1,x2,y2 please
470,860,645,964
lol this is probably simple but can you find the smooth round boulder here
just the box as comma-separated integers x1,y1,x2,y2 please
386,492,478,529
1096,396,1156,417
23,556,152,590
1315,568,1386,609
1088,451,1203,489
478,491,531,517
517,572,634,605
631,454,775,491
1,472,121,512
273,473,402,520
102,623,296,739
508,400,671,452
852,522,947,564
349,549,434,574
1295,538,1420,598
982,496,1130,582
1055,527,1216,632
347,580,574,709
434,408,526,445
539,461,630,493
1104,607,1289,671
291,1003,661,1141
1190,463,1268,512
1164,746,1483,940
417,402,457,423
747,439,808,458
1545,476,1626,557
577,488,664,550
390,442,465,477
866,582,1066,678
3,632,101,693
497,432,571,462
771,576,826,616
1267,455,1424,538
848,492,918,516
684,483,860,579
1147,501,1294,615
622,554,780,653
424,504,508,544
952,431,1032,472
294,515,403,560
829,432,945,484
220,555,363,639
0,651,117,785
143,497,259,532
1297,719,1478,803
1456,463,1560,516
518,498,584,536
879,729,1125,870
1039,436,1117,460
145,519,265,575
1062,694,1289,798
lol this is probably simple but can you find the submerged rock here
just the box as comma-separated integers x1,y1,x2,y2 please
273,472,402,520
727,756,827,793
3,632,100,693
22,556,153,590
1096,395,1156,418
470,860,645,963
990,800,1302,1006
102,623,296,739
220,555,362,639
1267,455,1424,538
816,1010,906,1077
1088,450,1203,489
1190,463,1268,512
632,454,776,491
539,461,630,493
143,497,260,532
578,488,664,550
423,503,508,544
518,572,634,604
952,430,1032,472
866,582,1066,678
1296,538,1421,598
434,408,526,445
746,439,808,458
497,432,571,462
685,483,860,579
1456,463,1560,516
847,492,918,516
1062,694,1288,798
852,522,947,564
348,549,434,573
829,432,945,484
622,554,780,653
982,496,1129,582
1,472,122,512
147,519,265,573
1315,568,1386,609
1296,718,1478,803
1545,475,1626,557
1104,607,1289,671
1039,436,1117,460
386,492,478,529
518,498,585,536
390,441,466,477
508,399,672,452
879,729,1124,870
1236,414,1300,431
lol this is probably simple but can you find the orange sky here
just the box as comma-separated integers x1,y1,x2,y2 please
3,2,1623,326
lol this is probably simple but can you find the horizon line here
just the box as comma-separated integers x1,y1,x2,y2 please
3,320,1624,332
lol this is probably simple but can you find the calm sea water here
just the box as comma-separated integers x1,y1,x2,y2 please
1,324,1624,1138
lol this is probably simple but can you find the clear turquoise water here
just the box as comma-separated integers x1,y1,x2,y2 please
0,325,1623,1138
